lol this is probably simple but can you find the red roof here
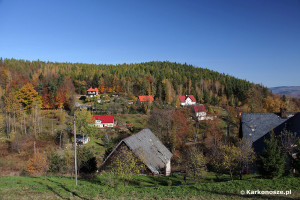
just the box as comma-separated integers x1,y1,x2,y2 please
92,116,114,123
87,87,99,92
178,95,196,103
138,96,154,102
194,104,206,113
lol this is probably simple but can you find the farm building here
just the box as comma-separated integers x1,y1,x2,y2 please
101,128,173,176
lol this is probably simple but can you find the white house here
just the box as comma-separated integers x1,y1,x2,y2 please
92,116,115,128
193,104,207,119
86,87,99,97
193,104,214,121
179,95,196,106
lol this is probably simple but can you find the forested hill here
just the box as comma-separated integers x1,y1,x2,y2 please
1,58,267,109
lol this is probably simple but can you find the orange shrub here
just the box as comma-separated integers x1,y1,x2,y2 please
26,152,48,176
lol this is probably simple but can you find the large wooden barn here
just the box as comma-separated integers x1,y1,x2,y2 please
101,128,173,176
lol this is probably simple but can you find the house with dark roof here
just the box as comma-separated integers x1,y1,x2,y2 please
179,95,196,106
241,109,300,153
101,128,173,176
86,87,99,97
138,95,154,102
92,116,115,128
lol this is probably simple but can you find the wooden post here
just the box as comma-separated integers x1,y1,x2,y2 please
74,113,77,186
59,131,62,148
34,141,36,154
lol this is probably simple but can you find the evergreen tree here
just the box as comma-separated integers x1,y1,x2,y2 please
291,140,300,175
203,90,210,104
257,131,285,179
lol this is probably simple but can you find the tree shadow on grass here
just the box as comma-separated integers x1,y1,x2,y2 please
35,178,89,200
95,142,104,146
34,180,68,200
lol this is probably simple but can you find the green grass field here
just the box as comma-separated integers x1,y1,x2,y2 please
0,173,299,199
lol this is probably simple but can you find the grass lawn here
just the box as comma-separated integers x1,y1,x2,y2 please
0,173,299,200
116,114,149,130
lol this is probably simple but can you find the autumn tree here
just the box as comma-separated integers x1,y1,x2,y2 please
109,145,145,185
17,83,42,111
184,146,207,183
172,109,190,151
148,108,174,150
73,109,96,136
236,138,255,179
26,152,49,176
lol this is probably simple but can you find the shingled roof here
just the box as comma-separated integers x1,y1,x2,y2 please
102,128,172,175
241,112,300,152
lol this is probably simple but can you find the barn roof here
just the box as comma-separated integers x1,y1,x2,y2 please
103,128,172,175
179,95,196,103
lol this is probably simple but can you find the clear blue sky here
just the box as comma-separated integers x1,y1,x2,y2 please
0,0,299,87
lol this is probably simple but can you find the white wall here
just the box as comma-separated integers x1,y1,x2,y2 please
165,159,171,176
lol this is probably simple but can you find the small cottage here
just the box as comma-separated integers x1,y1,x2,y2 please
193,104,207,120
179,95,196,106
92,116,115,128
86,87,99,97
101,128,173,176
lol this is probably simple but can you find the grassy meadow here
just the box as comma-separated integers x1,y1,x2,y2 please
0,173,299,200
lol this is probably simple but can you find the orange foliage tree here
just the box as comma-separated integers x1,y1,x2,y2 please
26,152,49,176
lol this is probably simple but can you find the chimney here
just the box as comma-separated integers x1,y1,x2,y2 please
280,108,287,118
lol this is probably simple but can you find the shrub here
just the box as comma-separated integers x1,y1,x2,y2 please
26,152,49,176
77,146,97,175
47,151,67,173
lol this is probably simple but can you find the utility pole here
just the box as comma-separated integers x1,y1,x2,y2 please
34,141,36,154
74,113,77,186
59,130,62,149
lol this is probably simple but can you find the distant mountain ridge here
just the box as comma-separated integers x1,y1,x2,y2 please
269,86,300,98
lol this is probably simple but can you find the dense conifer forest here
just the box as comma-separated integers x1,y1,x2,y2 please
0,58,265,109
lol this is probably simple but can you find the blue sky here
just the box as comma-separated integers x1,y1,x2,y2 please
0,0,299,87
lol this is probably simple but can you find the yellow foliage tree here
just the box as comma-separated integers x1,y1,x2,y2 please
263,96,285,113
110,145,145,185
17,83,42,110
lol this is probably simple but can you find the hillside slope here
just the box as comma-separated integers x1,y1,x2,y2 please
269,86,300,98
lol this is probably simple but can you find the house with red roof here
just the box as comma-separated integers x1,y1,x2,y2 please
179,95,196,106
138,96,154,102
92,116,115,128
86,87,99,97
193,104,207,120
